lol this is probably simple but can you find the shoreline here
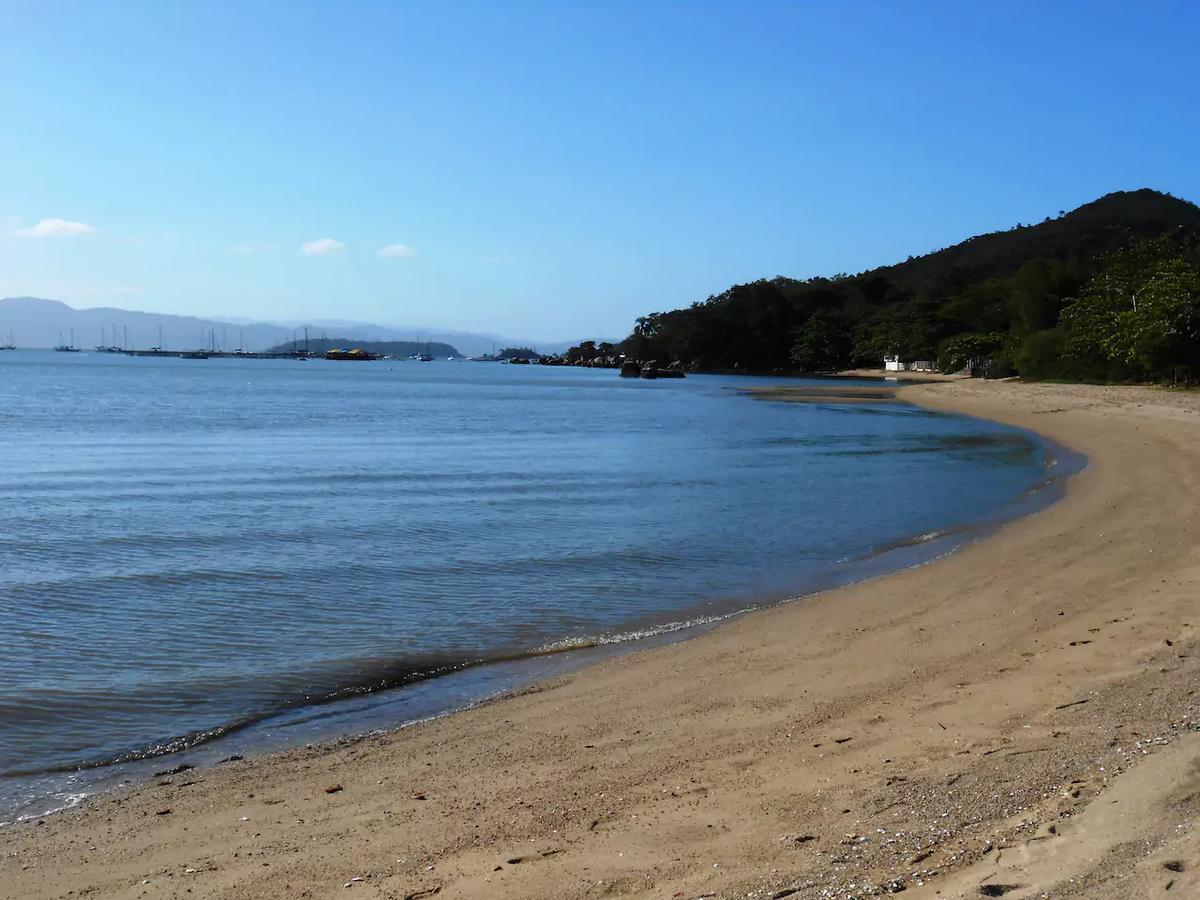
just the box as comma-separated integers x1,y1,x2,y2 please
0,385,1065,826
6,380,1200,898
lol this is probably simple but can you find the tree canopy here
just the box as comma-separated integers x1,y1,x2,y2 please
606,189,1200,382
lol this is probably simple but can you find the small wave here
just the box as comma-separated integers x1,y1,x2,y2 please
0,790,90,829
862,527,957,557
536,611,747,654
0,611,753,781
14,792,88,824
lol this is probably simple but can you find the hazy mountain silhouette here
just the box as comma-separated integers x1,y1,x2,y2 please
0,297,594,356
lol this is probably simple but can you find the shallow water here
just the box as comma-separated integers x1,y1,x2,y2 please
0,352,1058,819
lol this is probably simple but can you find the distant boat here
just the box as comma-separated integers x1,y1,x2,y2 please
0,331,15,350
418,342,433,362
325,348,378,361
180,350,209,359
94,326,122,352
54,328,81,352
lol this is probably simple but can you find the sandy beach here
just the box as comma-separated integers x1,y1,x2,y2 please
4,378,1200,900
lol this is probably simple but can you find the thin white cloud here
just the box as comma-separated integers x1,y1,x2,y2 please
481,254,512,264
14,218,97,238
301,238,344,256
379,242,416,258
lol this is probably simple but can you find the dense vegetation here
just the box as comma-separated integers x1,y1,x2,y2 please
496,347,540,360
266,338,460,357
604,189,1200,382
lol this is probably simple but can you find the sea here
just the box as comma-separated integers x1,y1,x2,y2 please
0,351,1078,822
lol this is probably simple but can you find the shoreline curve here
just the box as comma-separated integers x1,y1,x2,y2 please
5,379,1200,899
0,384,1065,792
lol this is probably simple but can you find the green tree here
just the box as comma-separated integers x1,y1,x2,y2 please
1011,328,1069,379
1060,238,1200,379
852,301,940,364
790,309,851,371
1008,259,1079,334
937,332,1008,373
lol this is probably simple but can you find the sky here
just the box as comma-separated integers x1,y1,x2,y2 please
1,1,1198,341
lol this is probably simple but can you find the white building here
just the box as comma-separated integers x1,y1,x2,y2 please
884,356,937,373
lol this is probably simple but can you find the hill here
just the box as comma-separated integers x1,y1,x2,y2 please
0,297,296,352
618,189,1200,381
874,189,1200,291
263,338,461,358
0,297,586,356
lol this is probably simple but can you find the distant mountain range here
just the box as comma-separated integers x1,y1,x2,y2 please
0,297,604,356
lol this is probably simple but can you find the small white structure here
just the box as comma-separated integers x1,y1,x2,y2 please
884,356,938,373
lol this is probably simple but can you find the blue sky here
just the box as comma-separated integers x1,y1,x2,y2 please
1,1,1197,340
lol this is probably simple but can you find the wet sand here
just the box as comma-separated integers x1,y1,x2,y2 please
742,385,902,403
5,379,1200,899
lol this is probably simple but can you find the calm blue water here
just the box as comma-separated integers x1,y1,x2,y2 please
0,351,1060,818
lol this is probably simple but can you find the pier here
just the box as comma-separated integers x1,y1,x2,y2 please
123,349,315,360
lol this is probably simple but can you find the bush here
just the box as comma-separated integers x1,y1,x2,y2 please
1012,328,1066,378
937,332,1007,373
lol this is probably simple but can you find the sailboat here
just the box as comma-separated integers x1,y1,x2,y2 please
181,327,211,358
418,341,433,362
95,325,121,352
54,328,81,352
0,330,15,350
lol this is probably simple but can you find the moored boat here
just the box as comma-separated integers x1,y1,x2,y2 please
325,348,379,361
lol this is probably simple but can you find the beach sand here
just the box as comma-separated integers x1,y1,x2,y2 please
4,379,1200,899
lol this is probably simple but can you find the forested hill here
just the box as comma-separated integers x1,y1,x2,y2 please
265,338,460,357
873,189,1200,291
619,189,1200,381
